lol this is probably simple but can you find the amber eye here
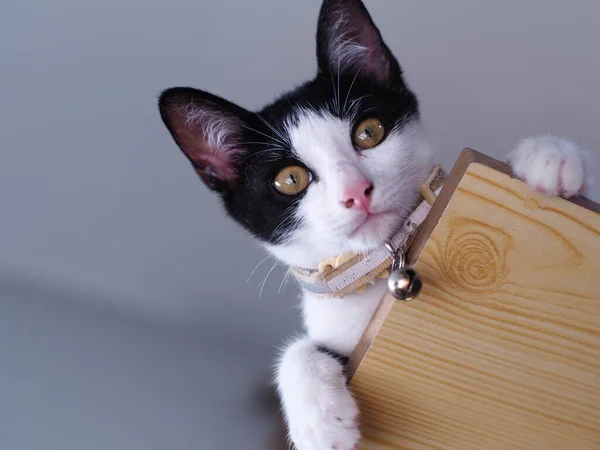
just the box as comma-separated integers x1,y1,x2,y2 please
273,165,312,195
353,117,385,149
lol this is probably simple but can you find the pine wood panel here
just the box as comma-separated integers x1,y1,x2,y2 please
350,153,600,449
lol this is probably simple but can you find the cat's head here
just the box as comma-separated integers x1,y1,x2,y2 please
159,0,434,268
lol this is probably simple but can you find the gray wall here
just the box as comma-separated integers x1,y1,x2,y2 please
1,1,598,449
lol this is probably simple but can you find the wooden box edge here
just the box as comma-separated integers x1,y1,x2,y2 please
346,148,600,378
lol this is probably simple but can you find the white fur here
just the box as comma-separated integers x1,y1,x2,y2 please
268,110,434,268
302,279,387,356
507,135,595,198
326,8,369,74
183,103,241,153
269,127,594,449
269,109,433,450
276,338,360,450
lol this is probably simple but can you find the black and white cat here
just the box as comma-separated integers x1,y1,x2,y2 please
158,1,595,449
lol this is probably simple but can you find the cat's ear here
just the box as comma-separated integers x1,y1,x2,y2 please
316,0,402,88
158,87,250,191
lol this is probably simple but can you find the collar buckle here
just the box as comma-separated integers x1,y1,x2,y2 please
419,163,444,206
384,242,406,272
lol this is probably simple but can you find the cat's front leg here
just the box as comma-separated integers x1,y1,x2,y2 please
276,338,360,450
507,135,595,199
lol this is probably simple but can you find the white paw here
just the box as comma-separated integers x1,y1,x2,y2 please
288,385,360,450
277,340,360,450
507,135,594,198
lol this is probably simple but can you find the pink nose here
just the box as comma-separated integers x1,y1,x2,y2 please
341,180,374,211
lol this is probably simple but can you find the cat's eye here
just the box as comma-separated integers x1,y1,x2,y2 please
273,165,312,195
353,118,385,149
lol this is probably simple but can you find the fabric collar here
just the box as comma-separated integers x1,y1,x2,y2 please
292,165,446,298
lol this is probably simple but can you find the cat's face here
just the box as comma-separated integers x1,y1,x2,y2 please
159,0,434,267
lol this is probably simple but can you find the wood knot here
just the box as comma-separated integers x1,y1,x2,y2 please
441,218,513,294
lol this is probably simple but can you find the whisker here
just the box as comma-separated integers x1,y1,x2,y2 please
240,124,288,148
278,267,292,294
247,254,272,282
258,261,280,299
348,94,373,110
329,72,338,116
272,211,299,240
336,56,342,115
238,148,285,163
255,114,291,147
343,64,365,115
237,141,284,147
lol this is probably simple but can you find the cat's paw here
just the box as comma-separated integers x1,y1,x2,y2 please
288,386,360,450
507,135,594,198
277,340,360,450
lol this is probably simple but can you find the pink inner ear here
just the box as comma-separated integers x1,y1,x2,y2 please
195,150,238,181
168,106,243,182
355,18,389,83
322,1,394,85
360,28,378,71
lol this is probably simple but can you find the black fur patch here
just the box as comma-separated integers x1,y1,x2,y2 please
226,75,418,244
158,0,419,245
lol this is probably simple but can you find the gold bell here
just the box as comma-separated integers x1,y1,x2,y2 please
387,267,422,301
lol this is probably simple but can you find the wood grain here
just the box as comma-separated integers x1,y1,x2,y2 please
348,149,482,378
350,156,600,449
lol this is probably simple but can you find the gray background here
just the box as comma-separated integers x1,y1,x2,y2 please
1,0,598,449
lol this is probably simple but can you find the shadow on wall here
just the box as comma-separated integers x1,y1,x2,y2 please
0,270,289,450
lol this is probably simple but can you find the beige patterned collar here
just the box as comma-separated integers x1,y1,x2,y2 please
292,165,446,298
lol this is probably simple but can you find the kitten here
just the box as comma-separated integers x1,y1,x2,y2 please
158,1,595,449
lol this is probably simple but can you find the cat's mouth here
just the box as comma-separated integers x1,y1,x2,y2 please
349,210,395,238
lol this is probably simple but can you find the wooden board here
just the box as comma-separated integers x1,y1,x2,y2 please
349,149,600,449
